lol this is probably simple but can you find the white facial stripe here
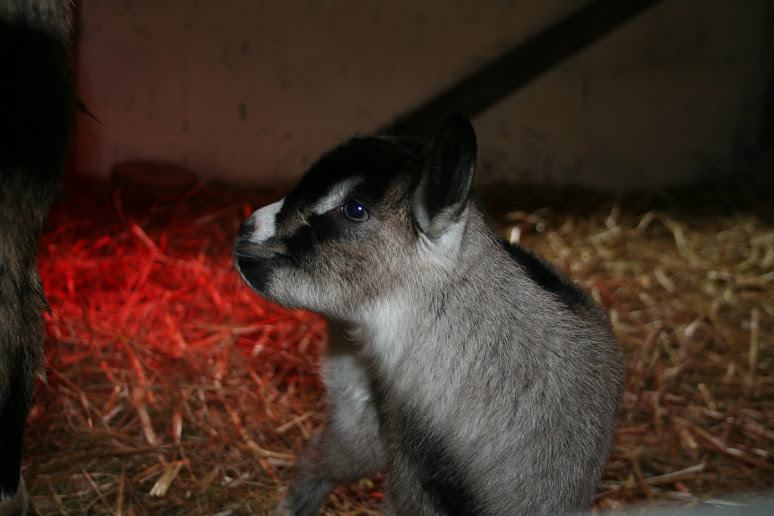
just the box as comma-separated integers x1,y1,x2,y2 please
248,198,285,243
311,177,363,215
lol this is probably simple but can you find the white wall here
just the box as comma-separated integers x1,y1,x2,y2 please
74,0,773,191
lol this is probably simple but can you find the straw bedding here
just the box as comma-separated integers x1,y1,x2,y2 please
21,176,773,515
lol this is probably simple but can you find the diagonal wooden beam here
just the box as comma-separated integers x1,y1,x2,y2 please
381,0,666,139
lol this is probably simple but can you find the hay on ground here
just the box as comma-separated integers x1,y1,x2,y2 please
24,177,774,515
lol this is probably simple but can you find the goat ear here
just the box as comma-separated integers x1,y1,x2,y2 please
413,116,477,239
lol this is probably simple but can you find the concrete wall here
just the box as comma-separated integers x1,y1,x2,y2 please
74,0,773,191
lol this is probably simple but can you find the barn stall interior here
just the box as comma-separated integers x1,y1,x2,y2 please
14,0,774,514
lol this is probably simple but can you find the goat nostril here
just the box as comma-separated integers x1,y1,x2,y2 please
238,220,254,237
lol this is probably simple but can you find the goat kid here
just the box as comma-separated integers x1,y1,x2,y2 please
234,117,624,515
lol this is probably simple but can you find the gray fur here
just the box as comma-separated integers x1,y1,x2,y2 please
274,322,386,516
234,117,624,515
0,1,75,514
0,0,72,42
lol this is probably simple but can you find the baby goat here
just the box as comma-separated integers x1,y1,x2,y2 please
234,117,624,515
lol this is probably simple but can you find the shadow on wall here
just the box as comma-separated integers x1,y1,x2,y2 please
71,0,774,191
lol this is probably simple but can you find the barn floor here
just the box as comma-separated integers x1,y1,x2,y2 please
23,174,774,515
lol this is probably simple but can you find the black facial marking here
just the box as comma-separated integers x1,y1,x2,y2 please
285,136,424,212
285,222,319,258
234,136,425,304
500,237,596,314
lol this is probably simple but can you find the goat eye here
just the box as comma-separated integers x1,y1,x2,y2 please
341,201,369,222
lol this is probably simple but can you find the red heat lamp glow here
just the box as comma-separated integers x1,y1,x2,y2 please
37,173,326,388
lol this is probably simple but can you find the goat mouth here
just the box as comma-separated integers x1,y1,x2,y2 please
236,253,293,268
233,252,295,298
233,237,294,265
233,237,297,297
